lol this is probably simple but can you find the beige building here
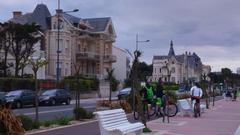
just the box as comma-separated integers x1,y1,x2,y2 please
150,41,209,84
10,4,116,80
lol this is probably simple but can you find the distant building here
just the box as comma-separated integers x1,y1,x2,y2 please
150,41,208,84
112,47,130,86
202,65,211,81
237,67,240,75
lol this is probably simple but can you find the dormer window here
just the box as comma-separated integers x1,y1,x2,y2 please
59,19,64,29
108,25,113,34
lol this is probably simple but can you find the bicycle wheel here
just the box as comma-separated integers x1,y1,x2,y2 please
165,103,178,117
194,103,201,117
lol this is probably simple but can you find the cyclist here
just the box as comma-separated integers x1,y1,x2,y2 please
190,82,203,117
141,82,154,114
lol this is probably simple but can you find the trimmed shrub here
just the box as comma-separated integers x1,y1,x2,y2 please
55,116,72,125
143,127,152,132
178,93,190,100
73,107,87,120
164,90,178,103
0,78,34,91
17,115,34,131
63,76,99,92
43,120,52,127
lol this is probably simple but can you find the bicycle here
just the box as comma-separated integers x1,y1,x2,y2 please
133,95,178,120
192,99,201,118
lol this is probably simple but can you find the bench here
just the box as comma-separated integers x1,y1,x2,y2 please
94,109,145,135
178,99,206,117
178,99,192,116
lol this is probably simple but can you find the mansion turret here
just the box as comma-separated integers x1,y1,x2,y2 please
150,41,210,84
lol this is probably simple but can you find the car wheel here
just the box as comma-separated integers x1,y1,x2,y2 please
51,99,56,106
16,101,22,109
66,98,71,105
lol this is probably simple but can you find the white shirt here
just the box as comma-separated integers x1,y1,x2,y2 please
190,86,203,97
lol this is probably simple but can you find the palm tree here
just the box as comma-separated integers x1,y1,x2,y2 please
106,68,115,102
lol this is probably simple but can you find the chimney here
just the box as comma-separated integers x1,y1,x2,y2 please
13,11,22,18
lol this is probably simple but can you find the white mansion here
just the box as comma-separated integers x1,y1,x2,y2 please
8,4,117,80
150,41,211,84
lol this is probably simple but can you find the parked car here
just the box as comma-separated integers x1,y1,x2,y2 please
117,87,131,99
0,92,6,105
178,84,191,93
39,89,71,106
5,90,36,108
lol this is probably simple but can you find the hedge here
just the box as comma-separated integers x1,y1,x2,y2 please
0,78,35,91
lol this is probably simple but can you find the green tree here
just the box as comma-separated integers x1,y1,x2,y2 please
138,62,152,82
105,68,115,102
0,22,13,77
7,23,41,76
28,57,48,123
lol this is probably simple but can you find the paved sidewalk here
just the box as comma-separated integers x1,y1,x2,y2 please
145,99,240,135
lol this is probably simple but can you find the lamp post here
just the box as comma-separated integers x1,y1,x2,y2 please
135,33,150,51
56,5,78,88
132,33,149,113
202,73,209,109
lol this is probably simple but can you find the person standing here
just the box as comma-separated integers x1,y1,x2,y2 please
155,78,165,116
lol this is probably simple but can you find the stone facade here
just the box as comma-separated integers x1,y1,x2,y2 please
150,41,207,84
9,4,116,80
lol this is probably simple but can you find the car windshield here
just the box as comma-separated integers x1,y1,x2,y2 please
121,88,131,92
0,92,5,98
42,90,57,96
6,91,22,97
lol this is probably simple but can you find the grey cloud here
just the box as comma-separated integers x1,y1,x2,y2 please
1,0,240,72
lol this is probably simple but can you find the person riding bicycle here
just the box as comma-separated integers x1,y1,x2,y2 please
190,82,203,117
141,82,154,113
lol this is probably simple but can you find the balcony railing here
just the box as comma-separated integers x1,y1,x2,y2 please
76,52,100,61
103,54,117,63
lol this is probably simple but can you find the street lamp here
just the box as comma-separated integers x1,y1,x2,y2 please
56,8,79,88
136,33,150,51
132,33,150,114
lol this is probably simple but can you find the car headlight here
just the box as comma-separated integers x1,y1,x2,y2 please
43,96,50,100
6,98,15,102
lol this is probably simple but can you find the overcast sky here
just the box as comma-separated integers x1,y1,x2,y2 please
1,0,240,72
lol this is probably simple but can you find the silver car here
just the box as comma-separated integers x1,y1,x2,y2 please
117,87,131,99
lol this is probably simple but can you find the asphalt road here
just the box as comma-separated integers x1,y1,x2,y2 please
13,99,97,121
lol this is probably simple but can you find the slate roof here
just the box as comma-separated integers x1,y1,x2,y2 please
10,4,51,30
168,40,175,56
10,4,111,33
63,13,81,25
153,56,169,60
176,55,184,63
153,41,202,69
83,17,110,32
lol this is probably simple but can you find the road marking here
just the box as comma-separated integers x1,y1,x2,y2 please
16,105,96,116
